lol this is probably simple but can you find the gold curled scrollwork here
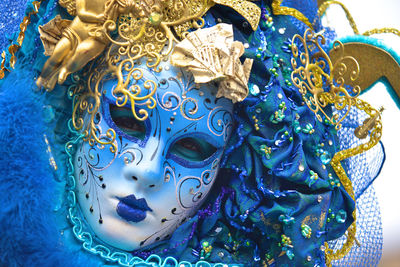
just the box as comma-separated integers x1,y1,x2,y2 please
291,28,361,130
290,28,383,266
70,64,117,154
67,0,260,155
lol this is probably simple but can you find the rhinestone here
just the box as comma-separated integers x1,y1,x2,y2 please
277,93,283,99
218,251,225,258
298,164,305,172
164,66,170,71
320,245,326,251
328,140,333,146
278,27,286,34
307,255,312,262
250,84,260,96
244,43,249,49
336,209,347,223
317,195,323,203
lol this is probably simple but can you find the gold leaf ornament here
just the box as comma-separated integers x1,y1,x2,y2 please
170,23,253,103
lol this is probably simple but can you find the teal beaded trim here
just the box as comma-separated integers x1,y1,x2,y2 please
64,120,233,267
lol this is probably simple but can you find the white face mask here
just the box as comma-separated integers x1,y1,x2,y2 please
73,61,234,251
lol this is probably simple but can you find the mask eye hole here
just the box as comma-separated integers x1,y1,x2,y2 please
109,104,146,140
169,137,217,162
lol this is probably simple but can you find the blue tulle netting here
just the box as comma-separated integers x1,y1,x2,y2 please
330,106,384,267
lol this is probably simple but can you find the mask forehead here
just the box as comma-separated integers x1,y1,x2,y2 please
102,61,234,150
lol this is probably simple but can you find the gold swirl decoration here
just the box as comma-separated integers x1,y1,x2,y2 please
66,0,260,154
290,29,383,266
70,63,117,154
291,28,361,130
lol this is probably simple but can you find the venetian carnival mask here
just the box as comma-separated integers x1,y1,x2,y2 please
0,0,397,265
71,21,253,251
73,60,235,251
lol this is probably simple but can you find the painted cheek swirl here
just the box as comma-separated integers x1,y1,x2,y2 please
207,106,234,141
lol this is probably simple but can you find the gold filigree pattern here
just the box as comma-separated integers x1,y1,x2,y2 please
70,64,118,154
66,0,260,154
291,28,361,130
290,28,383,266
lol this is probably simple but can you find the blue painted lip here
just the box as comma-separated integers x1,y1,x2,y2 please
116,195,152,223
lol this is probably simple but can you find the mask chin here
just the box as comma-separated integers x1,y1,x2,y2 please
73,60,234,251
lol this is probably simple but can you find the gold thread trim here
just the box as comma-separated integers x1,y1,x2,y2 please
0,1,42,79
271,0,314,30
317,0,359,34
318,1,400,39
363,27,400,37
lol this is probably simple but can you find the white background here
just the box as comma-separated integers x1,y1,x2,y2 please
322,0,400,266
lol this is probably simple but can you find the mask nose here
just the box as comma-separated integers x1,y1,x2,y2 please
123,157,164,191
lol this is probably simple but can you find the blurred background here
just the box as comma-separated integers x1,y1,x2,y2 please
324,0,400,266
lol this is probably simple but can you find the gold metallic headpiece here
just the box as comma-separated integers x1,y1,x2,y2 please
43,0,261,153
